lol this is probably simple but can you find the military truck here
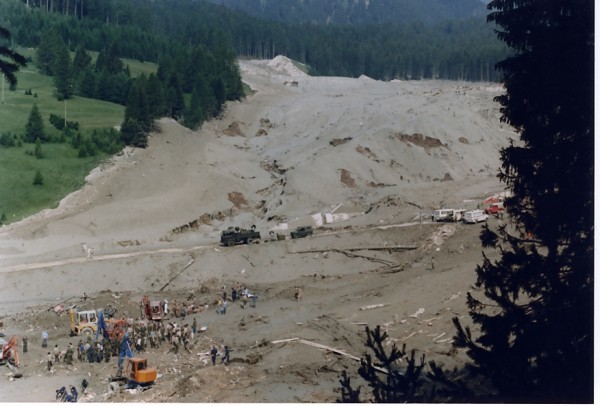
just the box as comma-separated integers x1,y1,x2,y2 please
291,226,313,239
220,226,261,247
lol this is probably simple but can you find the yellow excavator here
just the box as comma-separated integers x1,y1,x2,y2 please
69,308,127,339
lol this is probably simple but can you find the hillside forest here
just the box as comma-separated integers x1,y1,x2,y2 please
4,0,507,82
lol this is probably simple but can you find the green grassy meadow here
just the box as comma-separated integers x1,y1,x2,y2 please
0,52,156,224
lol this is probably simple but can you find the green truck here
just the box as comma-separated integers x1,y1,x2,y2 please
220,226,261,246
290,226,313,239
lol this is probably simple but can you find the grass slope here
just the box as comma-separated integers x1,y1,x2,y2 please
0,54,156,224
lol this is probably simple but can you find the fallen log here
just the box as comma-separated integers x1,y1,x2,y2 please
270,337,300,345
291,248,397,267
359,303,389,311
159,258,195,292
270,337,388,374
291,245,416,254
241,254,255,267
367,264,405,274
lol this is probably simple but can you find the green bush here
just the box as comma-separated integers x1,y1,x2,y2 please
32,169,44,185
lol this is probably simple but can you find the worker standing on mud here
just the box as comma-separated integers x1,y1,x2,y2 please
221,346,231,365
47,352,53,371
22,336,28,353
41,330,48,348
54,344,61,363
104,338,111,363
65,343,74,366
210,346,218,366
222,299,228,314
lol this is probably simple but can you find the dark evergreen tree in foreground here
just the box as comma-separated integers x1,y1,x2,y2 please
453,0,594,402
338,326,429,403
0,25,26,86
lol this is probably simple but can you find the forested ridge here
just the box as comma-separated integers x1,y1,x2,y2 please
3,0,507,82
203,0,487,25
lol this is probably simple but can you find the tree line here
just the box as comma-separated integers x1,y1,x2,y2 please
6,0,507,82
203,0,488,26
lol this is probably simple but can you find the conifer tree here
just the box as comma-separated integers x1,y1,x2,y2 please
32,169,44,185
453,0,594,402
145,73,165,119
25,104,46,142
36,26,61,76
0,25,26,86
165,72,184,120
73,46,92,73
53,39,73,99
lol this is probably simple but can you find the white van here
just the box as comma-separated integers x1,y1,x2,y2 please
433,209,465,222
463,209,489,224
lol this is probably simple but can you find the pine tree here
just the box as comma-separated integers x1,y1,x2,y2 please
453,0,594,402
34,137,43,159
73,46,92,73
165,72,184,120
36,26,61,76
124,75,151,132
53,39,73,100
183,87,204,130
0,25,26,86
145,73,165,119
25,104,46,143
32,169,44,186
77,67,97,98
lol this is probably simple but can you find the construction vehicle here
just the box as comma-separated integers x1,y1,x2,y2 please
69,308,127,340
141,295,164,321
220,225,261,246
0,336,22,377
290,226,313,239
110,357,157,389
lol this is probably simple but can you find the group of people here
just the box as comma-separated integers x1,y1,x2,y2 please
39,281,261,380
46,342,76,370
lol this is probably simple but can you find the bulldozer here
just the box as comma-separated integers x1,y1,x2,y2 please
110,357,157,390
69,308,127,340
